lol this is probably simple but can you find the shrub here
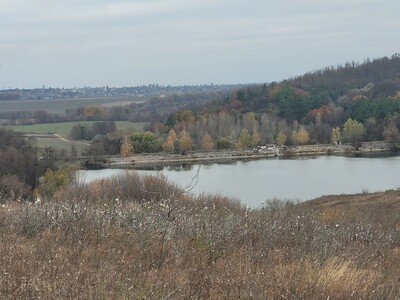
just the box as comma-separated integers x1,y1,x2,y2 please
0,172,399,299
0,175,32,202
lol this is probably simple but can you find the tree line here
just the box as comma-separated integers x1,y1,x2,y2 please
62,55,400,155
0,90,230,126
3,54,400,158
77,110,400,157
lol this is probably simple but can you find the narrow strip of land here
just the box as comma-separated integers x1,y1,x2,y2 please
24,132,90,147
53,134,90,146
83,141,397,170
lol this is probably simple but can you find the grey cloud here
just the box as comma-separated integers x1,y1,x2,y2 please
0,0,399,87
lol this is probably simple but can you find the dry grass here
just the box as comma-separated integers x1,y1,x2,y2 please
0,173,399,299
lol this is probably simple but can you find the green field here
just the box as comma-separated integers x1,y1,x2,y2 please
7,121,147,139
34,137,89,156
3,121,147,156
0,97,144,116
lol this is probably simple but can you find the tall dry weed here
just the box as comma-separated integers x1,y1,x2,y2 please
0,172,399,299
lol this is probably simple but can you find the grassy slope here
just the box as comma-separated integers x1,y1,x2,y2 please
34,137,89,155
8,121,147,138
3,121,146,154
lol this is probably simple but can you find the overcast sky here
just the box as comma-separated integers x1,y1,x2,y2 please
1,0,399,88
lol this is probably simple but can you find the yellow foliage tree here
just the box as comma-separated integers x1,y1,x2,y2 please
83,105,107,119
201,132,214,150
237,128,251,149
162,136,175,152
276,131,287,146
162,129,177,152
120,136,134,157
331,127,342,144
168,129,177,141
179,131,193,152
296,126,309,145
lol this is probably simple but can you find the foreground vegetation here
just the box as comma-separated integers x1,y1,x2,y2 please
1,172,399,299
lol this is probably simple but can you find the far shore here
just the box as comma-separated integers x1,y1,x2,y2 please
80,141,399,170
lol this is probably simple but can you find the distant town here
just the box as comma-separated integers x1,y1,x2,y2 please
0,84,245,101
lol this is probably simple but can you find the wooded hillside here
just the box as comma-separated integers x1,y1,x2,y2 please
156,54,400,150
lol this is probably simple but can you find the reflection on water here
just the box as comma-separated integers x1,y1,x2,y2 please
79,155,400,208
165,164,197,171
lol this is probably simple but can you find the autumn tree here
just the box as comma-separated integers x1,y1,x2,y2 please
342,118,365,145
383,120,400,147
83,105,107,120
179,131,193,153
237,128,251,149
295,126,309,145
162,137,174,152
120,135,134,157
331,127,342,144
201,132,214,150
161,129,177,152
276,119,290,143
167,129,177,141
251,127,261,147
276,131,287,146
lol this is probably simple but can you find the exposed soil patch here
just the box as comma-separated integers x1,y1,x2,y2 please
301,189,400,212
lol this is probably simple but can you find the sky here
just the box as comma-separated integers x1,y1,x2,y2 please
1,0,399,88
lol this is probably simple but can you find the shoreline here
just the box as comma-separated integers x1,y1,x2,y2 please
81,141,399,170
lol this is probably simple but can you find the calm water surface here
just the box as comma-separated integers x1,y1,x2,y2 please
79,155,400,208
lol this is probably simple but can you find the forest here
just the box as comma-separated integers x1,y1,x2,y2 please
156,54,400,150
79,55,400,156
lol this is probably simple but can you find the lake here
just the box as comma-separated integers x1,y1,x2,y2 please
78,155,400,208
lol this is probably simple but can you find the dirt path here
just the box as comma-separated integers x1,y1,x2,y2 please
53,134,90,146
